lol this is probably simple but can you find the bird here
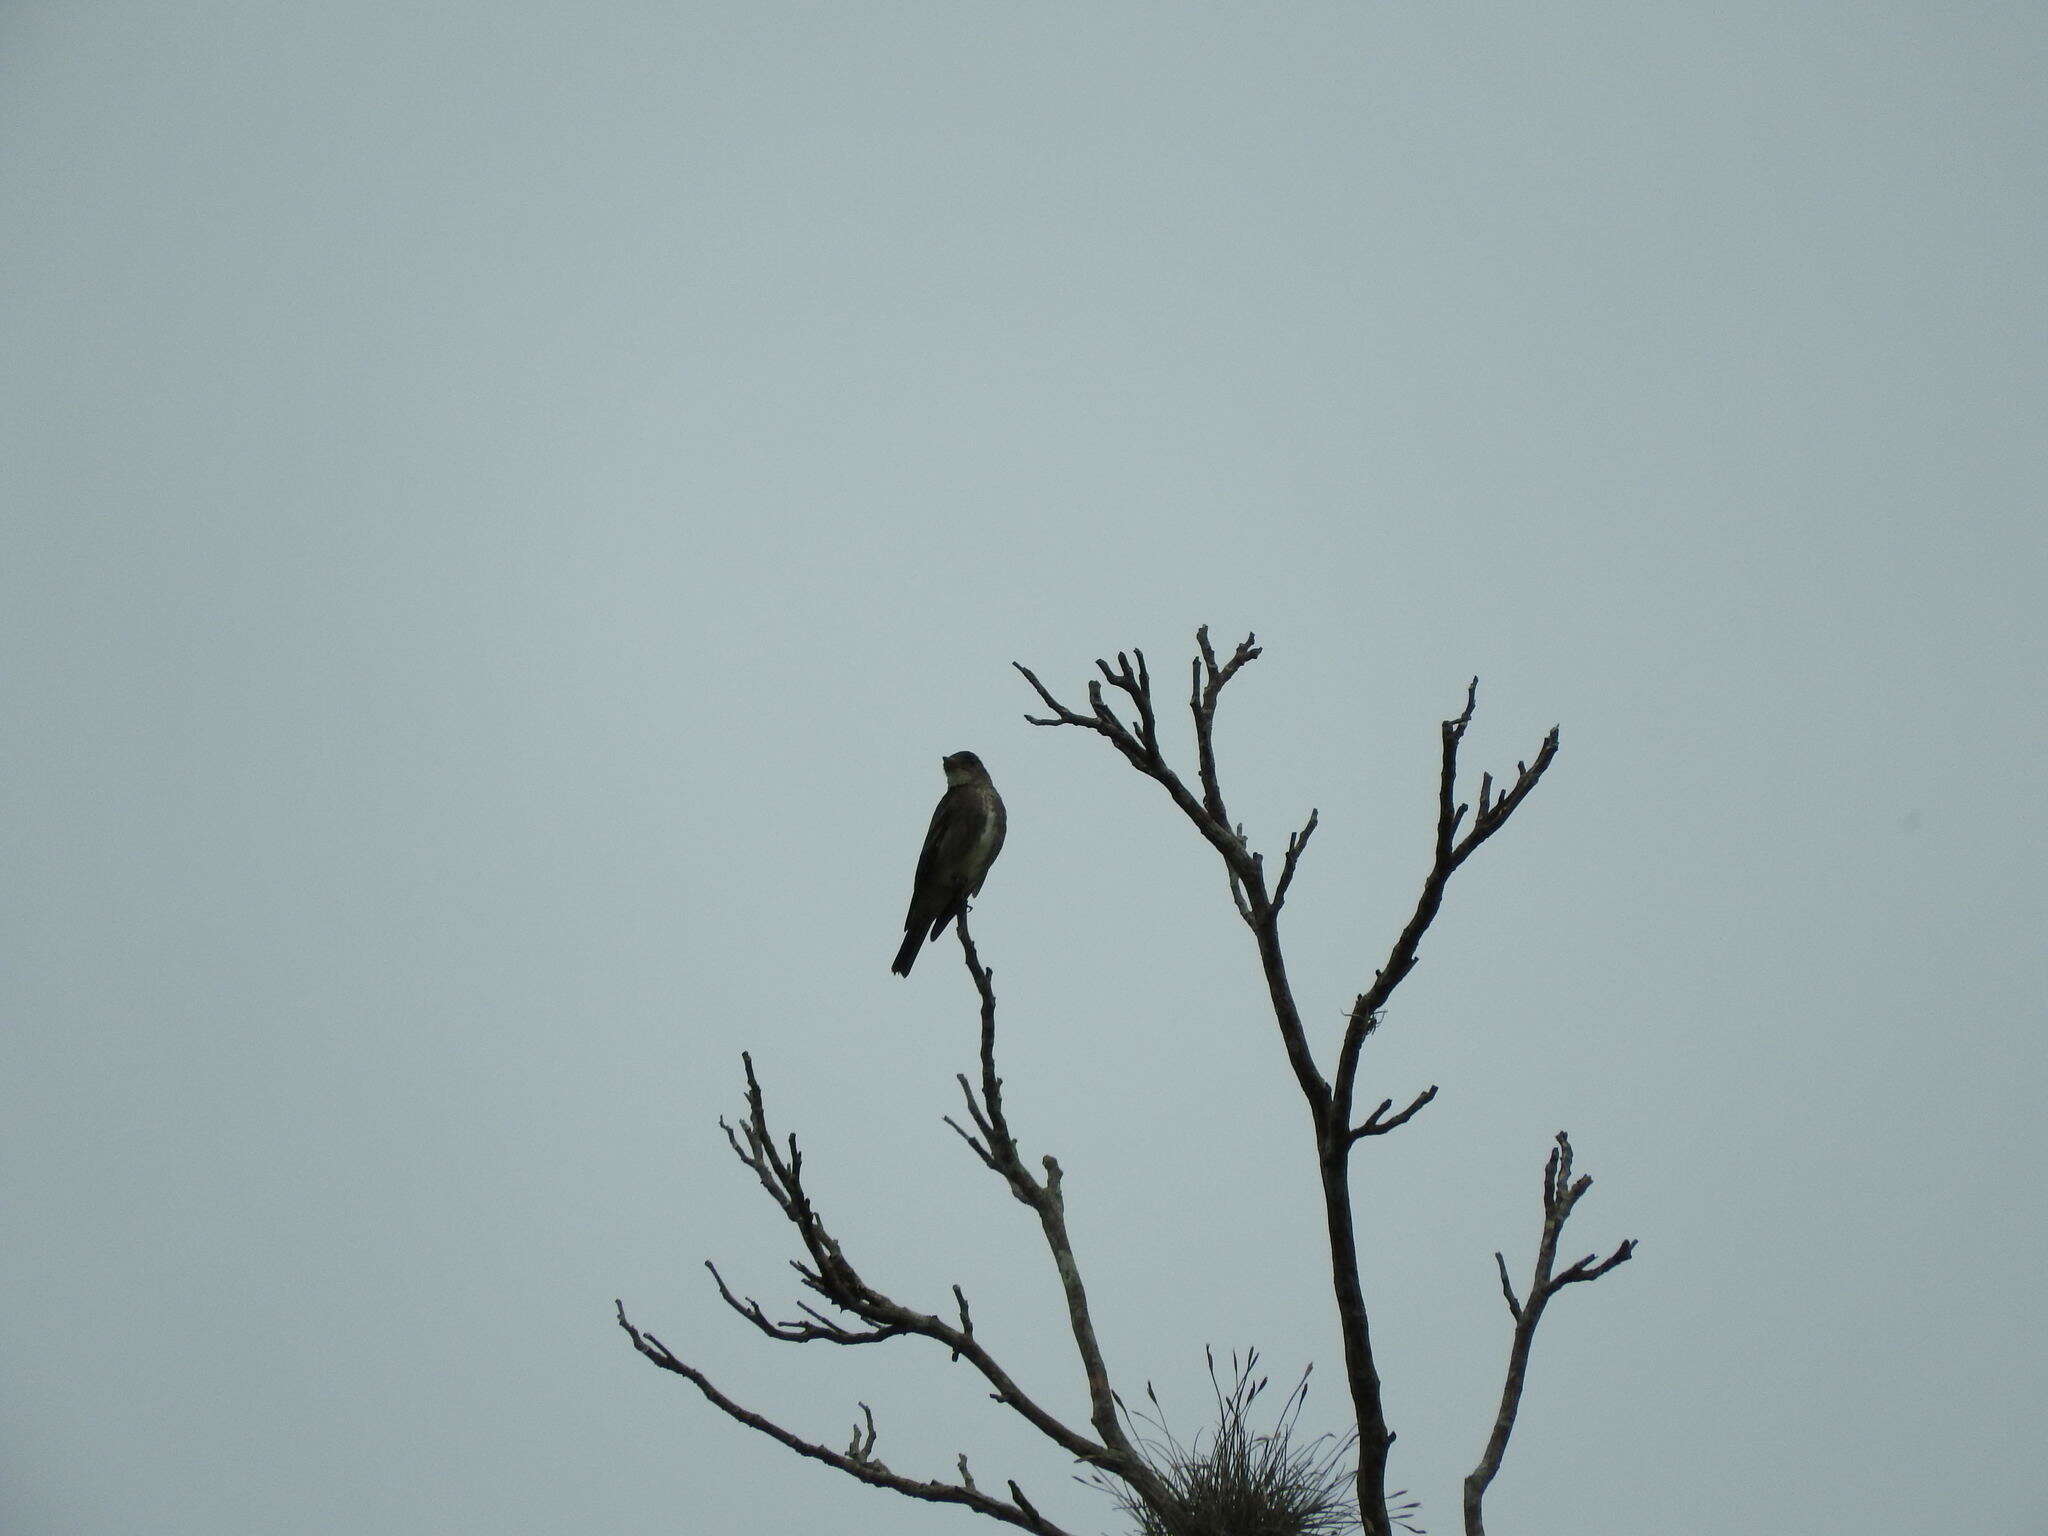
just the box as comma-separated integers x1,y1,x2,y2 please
892,750,1006,976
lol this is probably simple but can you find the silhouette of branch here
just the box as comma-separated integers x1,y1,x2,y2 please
947,917,1167,1501
1346,1085,1441,1144
620,925,1177,1527
614,1302,1077,1535
1017,631,1323,1121
1272,809,1319,914
1463,1134,1637,1536
1331,679,1559,1139
1016,641,1265,893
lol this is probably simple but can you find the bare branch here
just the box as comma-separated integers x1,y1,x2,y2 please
1017,632,1326,1129
614,1302,1077,1535
1014,661,1094,728
704,1259,907,1346
674,1048,1130,1471
625,921,1182,1526
1491,1253,1522,1323
1018,639,1267,893
1096,649,1161,761
847,1402,881,1465
1554,1241,1638,1288
1463,1134,1636,1536
944,1110,995,1170
951,1285,976,1359
1333,681,1559,1135
1272,808,1319,913
951,918,1163,1495
1191,625,1261,828
1228,863,1255,925
1346,1084,1440,1143
1010,1480,1045,1526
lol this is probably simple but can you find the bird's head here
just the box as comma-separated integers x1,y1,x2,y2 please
942,751,988,785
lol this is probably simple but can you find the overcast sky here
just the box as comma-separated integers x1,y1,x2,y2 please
4,5,2044,1534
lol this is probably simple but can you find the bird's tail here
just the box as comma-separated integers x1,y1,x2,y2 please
890,927,925,977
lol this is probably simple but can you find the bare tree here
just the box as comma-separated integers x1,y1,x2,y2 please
618,629,1634,1536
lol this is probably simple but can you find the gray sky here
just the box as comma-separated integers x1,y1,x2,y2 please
4,5,2043,1534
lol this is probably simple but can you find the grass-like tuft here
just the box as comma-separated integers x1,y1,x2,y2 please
1085,1348,1423,1535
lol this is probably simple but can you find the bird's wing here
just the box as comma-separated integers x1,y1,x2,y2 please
905,787,974,923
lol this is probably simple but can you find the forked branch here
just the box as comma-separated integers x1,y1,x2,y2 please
1463,1133,1637,1536
943,920,1157,1486
614,1302,1077,1535
1346,1085,1441,1144
1331,678,1558,1135
1016,639,1264,895
1017,631,1323,1119
618,920,1174,1529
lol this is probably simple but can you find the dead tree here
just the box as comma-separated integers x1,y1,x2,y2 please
618,629,1634,1536
1015,630,1633,1536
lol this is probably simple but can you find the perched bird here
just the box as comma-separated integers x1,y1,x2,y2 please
892,750,1007,976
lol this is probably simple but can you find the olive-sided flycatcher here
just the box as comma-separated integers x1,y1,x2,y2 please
892,750,1006,976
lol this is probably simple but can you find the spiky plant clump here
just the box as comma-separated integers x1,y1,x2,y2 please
1087,1349,1420,1536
